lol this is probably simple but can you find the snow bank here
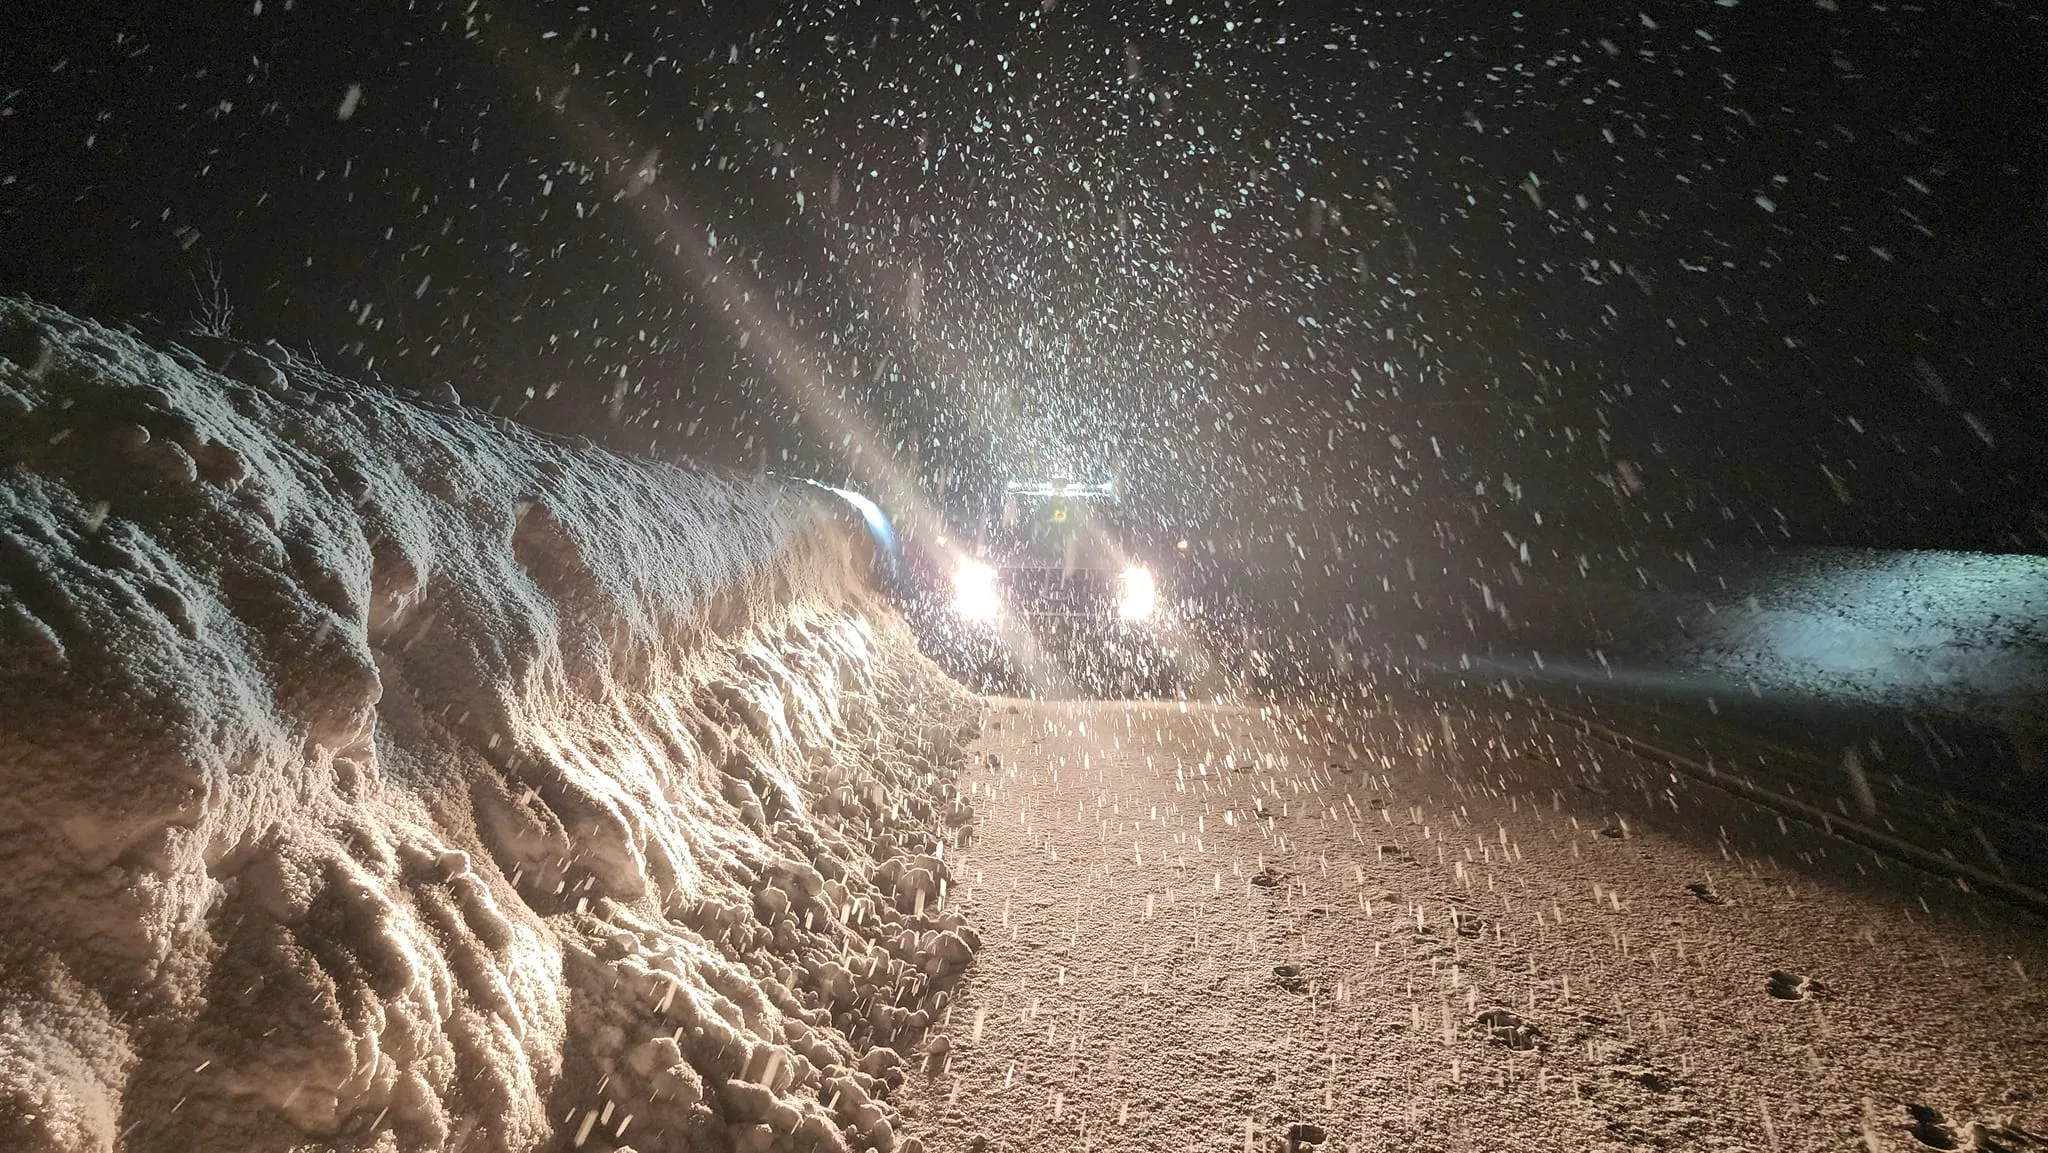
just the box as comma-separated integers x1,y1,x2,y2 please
0,297,982,1153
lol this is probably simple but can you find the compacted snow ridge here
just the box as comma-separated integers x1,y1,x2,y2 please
0,297,984,1153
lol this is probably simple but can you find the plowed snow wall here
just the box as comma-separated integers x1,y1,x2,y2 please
0,298,981,1153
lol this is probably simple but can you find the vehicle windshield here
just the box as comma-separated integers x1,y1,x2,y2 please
992,492,1125,569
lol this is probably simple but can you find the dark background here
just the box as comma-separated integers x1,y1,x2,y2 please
5,0,2045,607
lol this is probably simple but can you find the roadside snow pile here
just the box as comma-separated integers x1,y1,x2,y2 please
0,297,982,1153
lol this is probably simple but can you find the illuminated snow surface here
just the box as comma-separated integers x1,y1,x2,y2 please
0,297,983,1153
907,697,2048,1153
1437,547,2048,716
1683,550,2048,704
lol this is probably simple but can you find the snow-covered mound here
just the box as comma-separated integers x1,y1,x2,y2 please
0,297,982,1153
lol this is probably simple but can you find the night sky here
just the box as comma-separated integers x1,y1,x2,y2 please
4,0,2045,569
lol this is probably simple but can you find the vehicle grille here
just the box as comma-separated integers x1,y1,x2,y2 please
1001,567,1119,616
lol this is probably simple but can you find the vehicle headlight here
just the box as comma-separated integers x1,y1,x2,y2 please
1118,566,1158,621
950,560,1001,621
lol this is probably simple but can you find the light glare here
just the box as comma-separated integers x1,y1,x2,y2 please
951,560,1001,621
1118,566,1157,621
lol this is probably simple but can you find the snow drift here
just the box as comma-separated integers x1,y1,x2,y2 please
0,297,982,1153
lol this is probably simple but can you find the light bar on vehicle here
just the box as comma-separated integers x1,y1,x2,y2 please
1003,480,1117,499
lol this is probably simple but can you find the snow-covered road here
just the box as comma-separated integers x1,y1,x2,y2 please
904,694,2048,1153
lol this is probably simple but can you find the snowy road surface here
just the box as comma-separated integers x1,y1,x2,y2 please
901,695,2048,1153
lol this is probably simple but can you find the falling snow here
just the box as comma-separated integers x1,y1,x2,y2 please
1,2,2046,1151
